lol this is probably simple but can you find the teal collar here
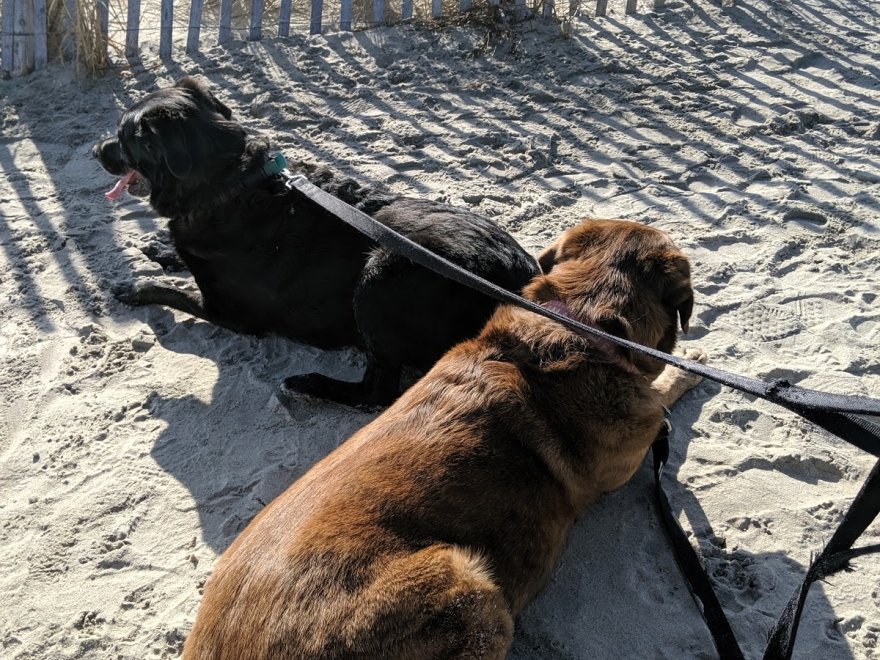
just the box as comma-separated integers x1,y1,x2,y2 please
259,152,288,178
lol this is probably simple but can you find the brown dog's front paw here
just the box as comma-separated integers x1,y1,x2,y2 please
680,347,708,367
654,348,708,408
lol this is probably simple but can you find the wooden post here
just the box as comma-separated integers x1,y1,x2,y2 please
34,0,46,69
402,0,413,20
460,0,471,12
187,0,203,53
310,0,322,34
340,0,352,31
218,0,232,44
249,0,263,41
372,0,383,25
97,0,109,61
624,0,637,13
159,0,172,59
1,0,14,76
542,0,554,17
432,0,441,17
126,0,141,57
594,0,607,17
60,0,76,61
278,0,292,37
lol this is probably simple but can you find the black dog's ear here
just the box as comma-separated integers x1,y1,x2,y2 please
175,76,234,120
148,118,193,179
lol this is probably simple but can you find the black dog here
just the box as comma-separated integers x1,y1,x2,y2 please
94,77,539,406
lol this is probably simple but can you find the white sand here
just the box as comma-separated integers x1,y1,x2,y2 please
1,0,879,657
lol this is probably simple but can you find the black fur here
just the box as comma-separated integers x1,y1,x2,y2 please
94,77,539,405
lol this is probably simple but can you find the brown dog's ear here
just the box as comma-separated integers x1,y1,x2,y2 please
523,274,560,303
664,255,694,334
537,243,560,274
595,314,634,364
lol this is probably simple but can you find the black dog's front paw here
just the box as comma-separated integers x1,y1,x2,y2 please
112,280,147,306
284,371,397,408
283,373,376,408
142,242,187,272
284,373,338,398
110,282,209,322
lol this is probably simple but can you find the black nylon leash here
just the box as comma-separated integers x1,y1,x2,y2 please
653,419,880,660
278,164,880,658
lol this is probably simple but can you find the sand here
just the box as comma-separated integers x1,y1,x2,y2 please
1,0,879,657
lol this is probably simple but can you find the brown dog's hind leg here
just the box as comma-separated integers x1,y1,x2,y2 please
341,544,513,660
651,348,708,409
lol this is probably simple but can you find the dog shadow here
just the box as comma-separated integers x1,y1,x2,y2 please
134,304,379,553
508,378,858,659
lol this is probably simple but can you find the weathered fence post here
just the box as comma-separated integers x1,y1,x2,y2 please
310,0,322,34
542,0,554,17
219,0,232,44
1,0,15,76
624,0,637,13
159,0,172,58
402,0,413,20
278,0,292,37
460,0,471,12
340,0,353,31
250,0,263,41
60,0,76,60
373,0,384,25
9,0,36,75
127,0,141,57
97,0,109,60
594,0,608,17
187,0,203,53
432,0,441,17
34,0,46,69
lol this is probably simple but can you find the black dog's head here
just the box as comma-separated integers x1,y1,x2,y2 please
93,77,248,214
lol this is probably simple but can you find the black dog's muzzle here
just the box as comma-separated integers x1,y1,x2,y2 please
93,138,128,176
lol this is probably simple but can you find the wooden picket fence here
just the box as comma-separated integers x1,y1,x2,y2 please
1,0,656,77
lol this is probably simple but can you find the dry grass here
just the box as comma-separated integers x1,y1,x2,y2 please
47,0,131,76
43,0,552,77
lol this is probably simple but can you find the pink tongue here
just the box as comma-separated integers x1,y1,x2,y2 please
105,171,136,201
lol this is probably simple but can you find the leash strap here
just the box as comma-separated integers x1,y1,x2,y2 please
280,171,880,423
763,453,880,660
652,428,746,660
653,423,880,660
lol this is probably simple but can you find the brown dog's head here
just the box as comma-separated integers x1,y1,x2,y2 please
529,219,693,377
92,77,247,214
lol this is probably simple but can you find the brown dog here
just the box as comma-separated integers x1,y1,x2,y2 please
183,219,706,659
